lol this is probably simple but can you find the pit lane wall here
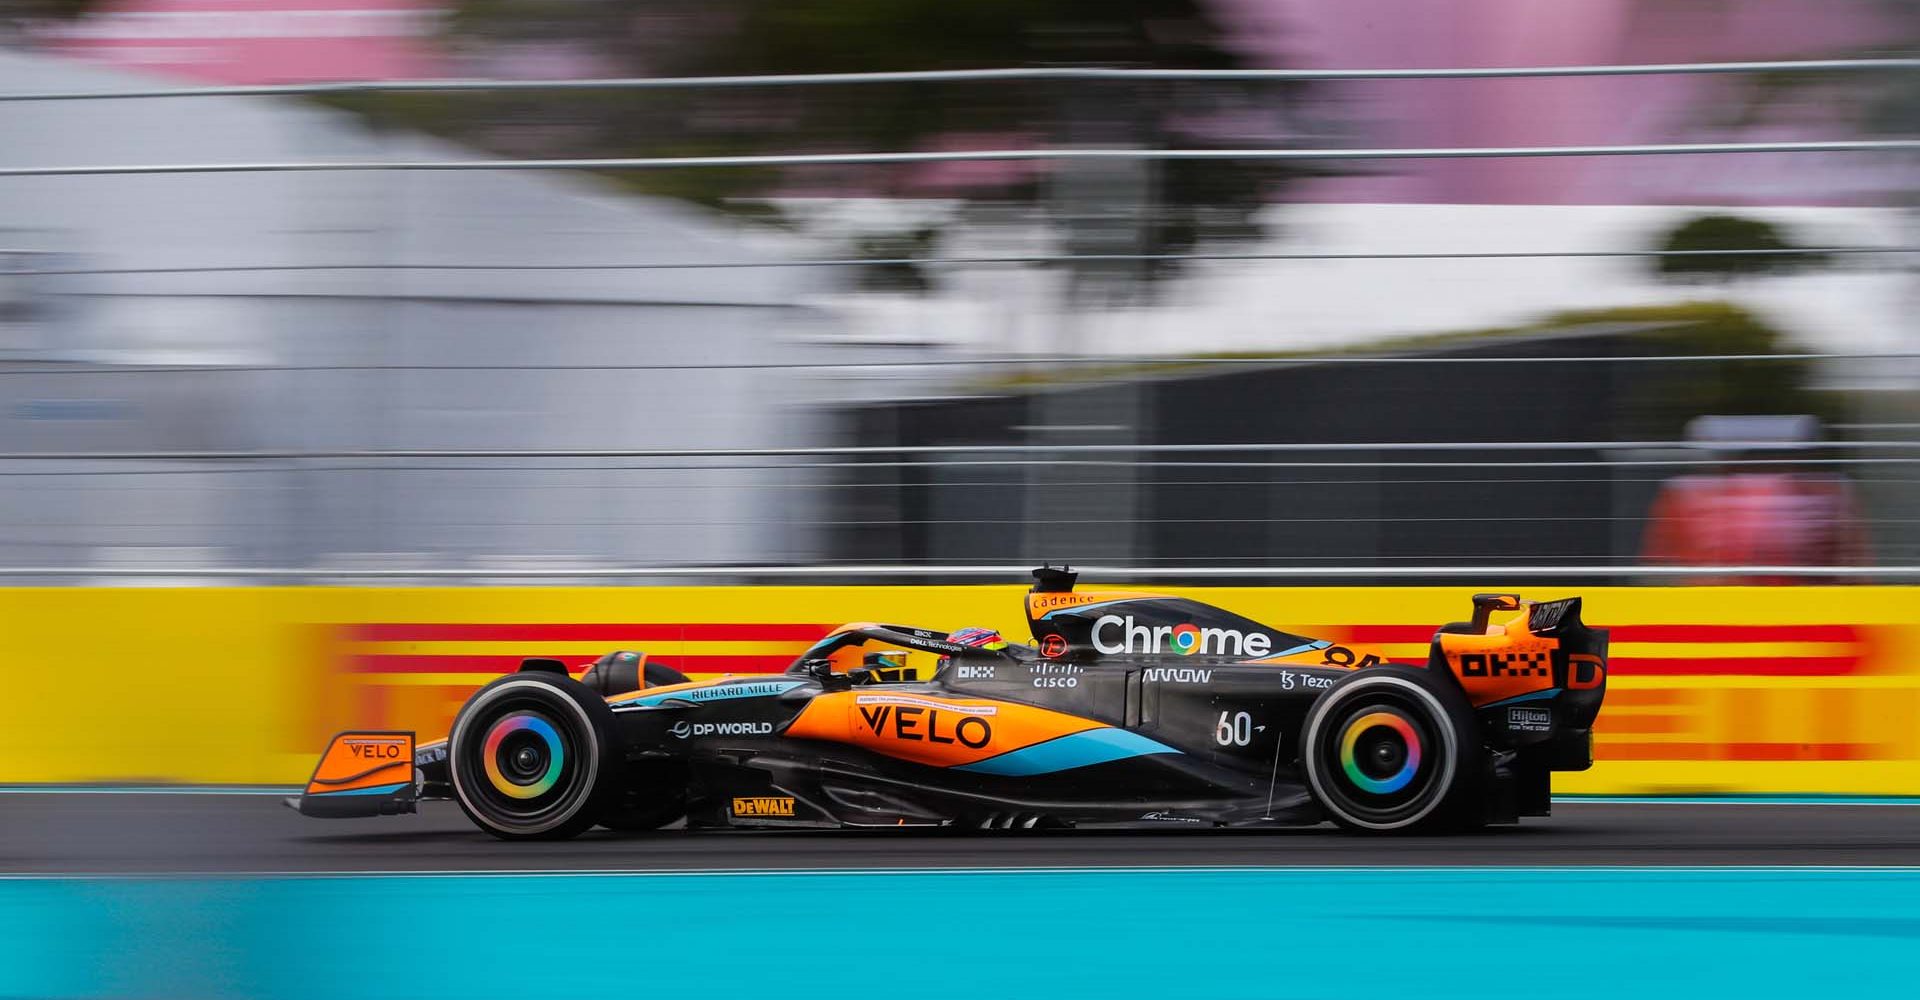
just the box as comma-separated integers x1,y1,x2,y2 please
3,585,1917,794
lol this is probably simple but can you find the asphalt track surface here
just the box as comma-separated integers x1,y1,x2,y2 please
2,794,1917,872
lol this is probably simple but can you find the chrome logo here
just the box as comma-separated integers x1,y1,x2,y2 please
1170,623,1202,655
482,712,564,799
1090,615,1274,657
1339,711,1421,794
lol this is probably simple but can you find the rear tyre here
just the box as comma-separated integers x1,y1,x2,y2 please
449,673,619,840
1301,666,1483,833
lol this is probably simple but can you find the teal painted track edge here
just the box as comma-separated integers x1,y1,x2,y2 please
0,784,300,795
7,863,1920,881
1553,793,1920,806
3,867,1918,1000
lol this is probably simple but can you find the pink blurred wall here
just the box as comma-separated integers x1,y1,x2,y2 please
28,0,1907,205
33,0,444,83
1238,0,1906,204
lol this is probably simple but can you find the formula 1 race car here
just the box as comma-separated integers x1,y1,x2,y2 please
291,568,1607,837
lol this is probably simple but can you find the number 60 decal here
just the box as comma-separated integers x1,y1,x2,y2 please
1215,710,1253,747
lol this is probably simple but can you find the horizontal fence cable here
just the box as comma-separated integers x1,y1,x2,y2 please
0,564,1905,579
0,440,1915,461
4,140,1918,178
1,458,1915,473
5,58,1918,102
5,246,1916,278
5,350,1920,377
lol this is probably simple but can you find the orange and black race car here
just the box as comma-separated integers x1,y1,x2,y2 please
290,567,1607,838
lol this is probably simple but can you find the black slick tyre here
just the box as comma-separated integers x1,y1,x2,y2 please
448,672,619,840
1301,665,1483,833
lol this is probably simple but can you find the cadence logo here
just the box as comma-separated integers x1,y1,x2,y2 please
1091,615,1274,657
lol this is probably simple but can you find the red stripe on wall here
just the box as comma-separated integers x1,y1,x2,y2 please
353,653,797,675
669,655,794,674
1349,623,1861,645
354,655,535,674
347,623,831,643
1610,624,1860,644
1609,656,1858,677
1344,625,1439,644
1602,742,1872,762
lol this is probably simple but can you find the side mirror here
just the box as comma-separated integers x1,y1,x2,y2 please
801,658,849,690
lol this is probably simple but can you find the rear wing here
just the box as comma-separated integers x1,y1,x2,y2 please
285,730,418,818
1427,595,1607,770
1430,595,1608,685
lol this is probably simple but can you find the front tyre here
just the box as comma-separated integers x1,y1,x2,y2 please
1302,666,1483,833
449,673,618,840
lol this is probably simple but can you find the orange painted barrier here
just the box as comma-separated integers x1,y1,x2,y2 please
3,585,1916,793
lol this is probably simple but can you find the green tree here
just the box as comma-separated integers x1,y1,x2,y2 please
411,0,1318,297
0,0,97,37
1652,213,1831,282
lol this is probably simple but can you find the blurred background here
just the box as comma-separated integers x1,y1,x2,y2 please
6,11,1920,1000
0,0,1913,586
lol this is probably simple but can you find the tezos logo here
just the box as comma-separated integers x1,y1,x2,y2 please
1091,616,1273,657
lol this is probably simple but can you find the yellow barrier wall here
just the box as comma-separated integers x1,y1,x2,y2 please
4,585,1917,793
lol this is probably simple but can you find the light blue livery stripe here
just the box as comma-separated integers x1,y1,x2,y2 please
312,782,407,797
1265,639,1332,658
1481,687,1561,708
613,678,805,709
955,727,1180,776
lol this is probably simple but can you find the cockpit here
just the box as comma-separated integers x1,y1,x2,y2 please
785,622,1027,686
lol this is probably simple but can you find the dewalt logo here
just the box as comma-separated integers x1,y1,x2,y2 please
731,796,796,818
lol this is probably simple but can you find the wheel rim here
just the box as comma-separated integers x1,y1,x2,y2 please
451,681,599,834
1339,711,1422,794
482,712,565,800
1306,678,1456,830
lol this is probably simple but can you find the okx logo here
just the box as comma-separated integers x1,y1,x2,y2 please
1091,615,1274,657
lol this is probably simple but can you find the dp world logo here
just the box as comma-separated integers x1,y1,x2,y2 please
669,720,692,739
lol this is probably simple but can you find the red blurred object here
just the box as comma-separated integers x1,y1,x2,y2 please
1641,471,1871,584
34,0,444,85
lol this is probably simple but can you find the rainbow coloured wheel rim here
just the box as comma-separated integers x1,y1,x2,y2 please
1338,711,1423,795
1307,680,1460,830
481,712,566,800
450,676,616,840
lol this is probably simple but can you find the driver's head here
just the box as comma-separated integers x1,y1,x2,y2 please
949,626,1007,650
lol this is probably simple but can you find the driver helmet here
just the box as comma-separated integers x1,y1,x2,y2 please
949,626,1008,650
